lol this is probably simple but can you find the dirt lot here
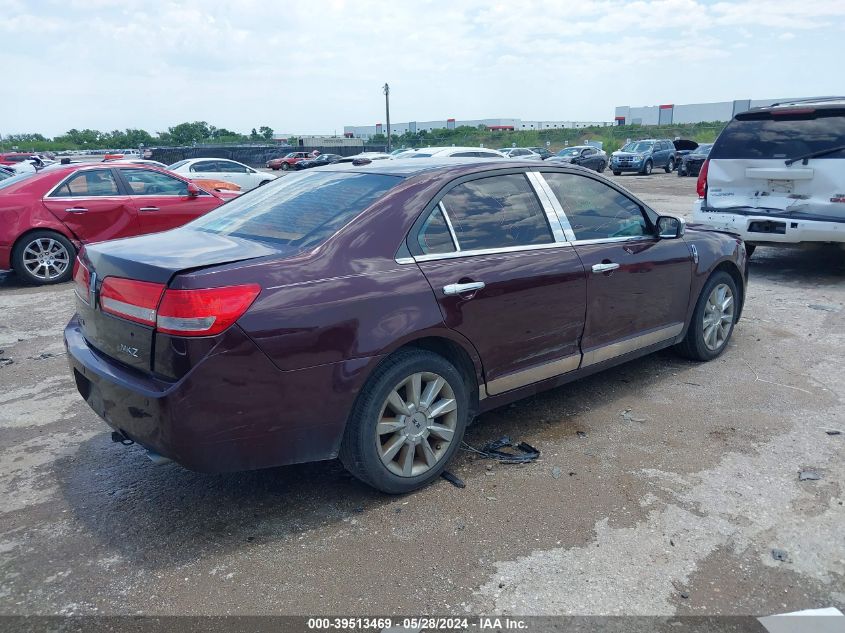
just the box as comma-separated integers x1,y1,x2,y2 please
1,172,843,617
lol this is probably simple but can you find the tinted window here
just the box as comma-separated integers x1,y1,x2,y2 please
711,111,845,160
217,161,249,173
417,206,455,254
119,169,188,196
543,173,648,241
189,161,219,173
51,170,119,197
440,174,553,251
190,171,401,247
477,152,503,158
451,152,477,158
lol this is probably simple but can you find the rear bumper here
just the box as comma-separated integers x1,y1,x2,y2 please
692,204,845,244
64,316,374,472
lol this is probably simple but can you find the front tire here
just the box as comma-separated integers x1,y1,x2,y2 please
665,158,675,173
675,271,739,361
281,163,290,171
641,160,653,175
612,170,621,176
340,349,469,494
677,163,687,177
12,230,76,285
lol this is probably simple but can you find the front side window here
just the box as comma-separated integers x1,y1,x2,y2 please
191,171,401,248
119,169,188,196
543,172,648,241
51,170,119,197
439,174,553,251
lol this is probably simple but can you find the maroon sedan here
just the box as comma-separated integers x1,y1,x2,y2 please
65,159,747,493
0,164,236,285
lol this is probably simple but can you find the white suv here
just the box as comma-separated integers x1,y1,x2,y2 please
693,98,845,255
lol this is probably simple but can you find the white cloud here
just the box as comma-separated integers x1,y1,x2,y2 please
1,0,843,136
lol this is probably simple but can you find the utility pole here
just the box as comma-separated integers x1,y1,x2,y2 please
383,83,391,152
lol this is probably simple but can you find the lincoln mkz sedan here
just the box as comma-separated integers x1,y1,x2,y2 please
65,159,747,493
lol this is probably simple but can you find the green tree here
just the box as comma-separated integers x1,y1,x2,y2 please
167,121,212,145
258,126,273,141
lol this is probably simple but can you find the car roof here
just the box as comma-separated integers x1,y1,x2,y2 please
320,157,591,177
740,97,845,117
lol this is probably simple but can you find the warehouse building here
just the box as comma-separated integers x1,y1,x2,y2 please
344,117,613,139
613,97,801,125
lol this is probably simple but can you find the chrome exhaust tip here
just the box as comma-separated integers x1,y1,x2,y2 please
146,450,172,466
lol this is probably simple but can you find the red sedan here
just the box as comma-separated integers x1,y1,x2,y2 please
0,164,236,285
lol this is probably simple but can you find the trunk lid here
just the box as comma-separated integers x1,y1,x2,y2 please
706,106,845,222
77,227,280,373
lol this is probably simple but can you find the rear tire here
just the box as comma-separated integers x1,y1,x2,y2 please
340,349,469,494
675,271,739,362
596,161,606,173
12,230,76,286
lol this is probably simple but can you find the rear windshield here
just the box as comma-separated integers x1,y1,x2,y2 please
189,171,402,248
711,110,845,160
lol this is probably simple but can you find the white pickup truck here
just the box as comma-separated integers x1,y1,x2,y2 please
693,98,845,256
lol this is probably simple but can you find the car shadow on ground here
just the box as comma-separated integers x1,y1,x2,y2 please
55,346,702,571
749,244,845,285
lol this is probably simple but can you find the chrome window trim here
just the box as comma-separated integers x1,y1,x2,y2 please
525,171,569,243
438,201,461,251
529,171,577,242
486,353,580,395
570,235,653,246
582,322,684,367
408,240,576,263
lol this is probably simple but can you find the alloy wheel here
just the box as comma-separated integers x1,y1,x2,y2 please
21,237,70,281
375,371,458,477
702,283,735,351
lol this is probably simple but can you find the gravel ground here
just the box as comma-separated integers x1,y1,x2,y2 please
0,172,843,617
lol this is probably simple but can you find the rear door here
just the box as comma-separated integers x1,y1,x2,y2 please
540,170,692,366
41,168,139,242
706,107,845,222
117,168,222,234
409,171,586,395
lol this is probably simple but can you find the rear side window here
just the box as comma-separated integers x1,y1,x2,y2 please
51,170,119,197
189,161,219,173
417,206,455,254
191,171,401,247
543,172,648,241
439,174,553,251
711,110,845,160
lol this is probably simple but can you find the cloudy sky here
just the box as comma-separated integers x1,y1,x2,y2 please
3,0,844,137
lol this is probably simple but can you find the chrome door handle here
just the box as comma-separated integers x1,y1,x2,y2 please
138,206,159,212
443,281,485,296
65,207,88,213
592,263,620,274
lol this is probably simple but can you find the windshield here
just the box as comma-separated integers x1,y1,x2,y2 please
710,111,845,160
691,144,713,156
409,153,433,158
190,171,402,248
558,148,581,157
621,142,653,153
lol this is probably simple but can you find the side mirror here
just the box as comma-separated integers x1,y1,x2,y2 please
186,182,201,198
656,215,685,239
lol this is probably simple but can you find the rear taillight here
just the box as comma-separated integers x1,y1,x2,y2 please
156,284,261,336
72,258,90,303
100,278,165,326
97,277,260,337
696,159,709,199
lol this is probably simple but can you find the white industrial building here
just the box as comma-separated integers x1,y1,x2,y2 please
613,97,802,125
344,117,613,139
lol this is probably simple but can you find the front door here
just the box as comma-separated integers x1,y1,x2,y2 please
117,168,222,234
41,168,138,242
541,170,693,366
409,172,586,395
